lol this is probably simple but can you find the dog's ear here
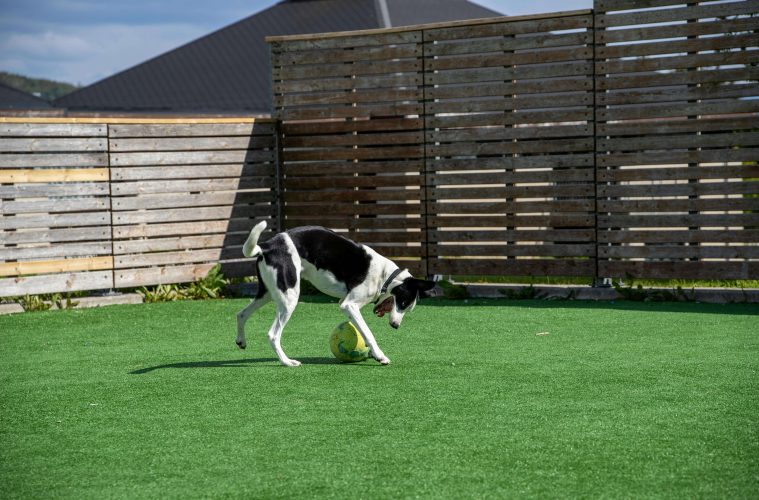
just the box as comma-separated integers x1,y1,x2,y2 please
410,278,436,298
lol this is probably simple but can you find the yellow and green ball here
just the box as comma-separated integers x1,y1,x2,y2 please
329,321,369,362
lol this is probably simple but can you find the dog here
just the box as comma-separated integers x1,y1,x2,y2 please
235,221,435,366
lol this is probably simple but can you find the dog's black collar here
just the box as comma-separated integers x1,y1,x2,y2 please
375,268,404,303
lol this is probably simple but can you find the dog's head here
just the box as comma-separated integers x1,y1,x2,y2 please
373,277,436,329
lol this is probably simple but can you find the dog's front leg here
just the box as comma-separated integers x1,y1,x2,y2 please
339,301,390,365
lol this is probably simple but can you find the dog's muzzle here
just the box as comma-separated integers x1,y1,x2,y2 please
373,297,394,318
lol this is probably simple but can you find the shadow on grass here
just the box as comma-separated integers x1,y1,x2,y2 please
130,356,371,374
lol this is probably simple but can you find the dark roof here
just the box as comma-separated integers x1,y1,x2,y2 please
55,0,502,114
0,82,52,109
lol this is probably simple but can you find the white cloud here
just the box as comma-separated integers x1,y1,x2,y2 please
0,22,205,85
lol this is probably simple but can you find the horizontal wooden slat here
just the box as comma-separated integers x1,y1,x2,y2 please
110,164,273,181
598,261,759,280
0,242,111,261
109,135,274,152
0,137,106,152
112,205,272,225
114,263,220,288
0,123,106,137
0,168,108,183
1,211,110,230
108,122,274,138
599,245,759,260
0,256,113,277
0,271,113,297
0,152,107,168
428,258,594,277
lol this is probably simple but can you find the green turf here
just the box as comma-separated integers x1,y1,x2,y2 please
1,298,758,498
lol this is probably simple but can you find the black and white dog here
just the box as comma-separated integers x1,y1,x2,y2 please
235,221,435,366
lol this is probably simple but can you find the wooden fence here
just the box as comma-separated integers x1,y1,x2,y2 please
1,118,277,297
1,1,758,298
269,0,759,281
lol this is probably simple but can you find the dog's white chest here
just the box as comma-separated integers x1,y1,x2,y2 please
301,259,348,298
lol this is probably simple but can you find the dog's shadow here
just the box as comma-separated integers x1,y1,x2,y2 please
130,356,365,374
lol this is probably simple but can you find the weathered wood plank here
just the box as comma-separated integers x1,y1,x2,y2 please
109,135,274,152
108,122,274,138
424,13,590,42
598,197,759,213
0,152,107,168
110,164,274,181
113,234,247,255
429,214,594,228
115,249,225,269
112,220,265,239
599,245,759,260
110,149,274,166
111,177,273,195
598,230,759,244
1,226,112,245
429,244,595,258
2,197,109,214
428,137,593,157
0,137,106,152
597,165,759,183
430,168,593,185
598,261,759,280
428,258,594,277
0,242,111,261
275,43,421,66
426,77,591,100
282,130,423,148
284,174,422,190
426,47,593,72
114,263,219,288
431,184,593,200
426,61,592,86
0,123,106,137
597,1,759,28
429,229,594,243
0,256,113,277
0,271,113,297
112,205,272,225
0,182,109,198
0,168,108,183
598,181,757,198
597,16,759,44
112,191,273,211
598,33,759,60
428,200,595,214
599,213,759,228
1,211,110,230
425,31,591,57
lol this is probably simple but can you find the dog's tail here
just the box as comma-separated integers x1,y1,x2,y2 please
242,220,267,258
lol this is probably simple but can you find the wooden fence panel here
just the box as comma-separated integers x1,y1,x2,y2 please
595,0,759,279
109,121,278,288
0,123,114,296
270,31,427,276
424,12,597,277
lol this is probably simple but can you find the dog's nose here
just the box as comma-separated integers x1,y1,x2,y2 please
390,322,399,329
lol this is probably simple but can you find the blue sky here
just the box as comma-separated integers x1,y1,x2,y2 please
0,0,591,86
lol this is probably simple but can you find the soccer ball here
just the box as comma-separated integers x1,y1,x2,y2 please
329,321,369,362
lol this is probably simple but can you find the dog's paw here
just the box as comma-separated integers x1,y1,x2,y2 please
235,340,246,350
374,355,391,365
282,359,301,367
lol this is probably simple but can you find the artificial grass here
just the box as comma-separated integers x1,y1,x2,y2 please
1,298,757,498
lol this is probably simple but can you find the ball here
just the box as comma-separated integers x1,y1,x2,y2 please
329,321,369,362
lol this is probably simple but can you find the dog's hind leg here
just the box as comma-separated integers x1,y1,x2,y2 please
236,292,271,350
267,289,300,367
